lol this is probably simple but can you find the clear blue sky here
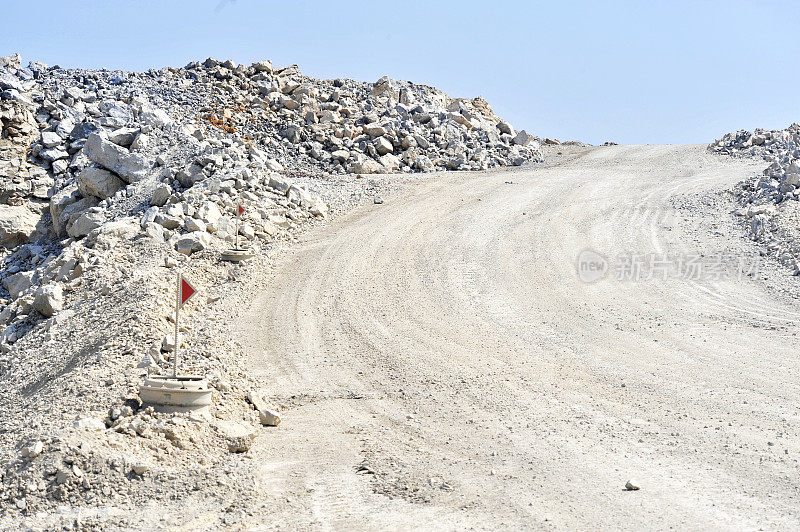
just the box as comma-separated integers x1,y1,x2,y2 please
1,1,798,145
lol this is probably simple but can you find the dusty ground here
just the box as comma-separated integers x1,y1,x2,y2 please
227,145,799,529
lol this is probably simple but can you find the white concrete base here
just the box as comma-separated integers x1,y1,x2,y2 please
139,375,213,413
221,248,255,262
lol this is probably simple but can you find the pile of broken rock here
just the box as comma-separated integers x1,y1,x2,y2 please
1,51,541,354
710,124,800,274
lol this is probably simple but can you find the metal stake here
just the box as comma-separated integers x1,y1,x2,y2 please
173,272,180,378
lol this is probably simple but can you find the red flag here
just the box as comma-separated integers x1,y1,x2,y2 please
180,277,196,306
238,204,244,216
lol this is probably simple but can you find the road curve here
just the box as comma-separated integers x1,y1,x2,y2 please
235,145,800,530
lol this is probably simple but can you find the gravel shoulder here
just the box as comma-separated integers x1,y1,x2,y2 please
230,144,800,529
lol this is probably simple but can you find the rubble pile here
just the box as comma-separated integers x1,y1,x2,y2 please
710,124,800,205
0,52,542,352
182,58,541,173
710,124,800,273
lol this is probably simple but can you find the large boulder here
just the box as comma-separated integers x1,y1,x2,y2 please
330,149,350,163
0,53,21,70
50,184,81,237
150,183,172,207
351,158,384,174
73,417,105,431
252,60,273,73
97,220,139,240
130,133,149,150
267,175,291,193
0,205,39,248
185,218,206,233
40,131,61,148
286,184,314,207
197,202,222,225
39,147,69,163
139,105,173,128
84,133,150,183
379,153,401,170
59,197,98,238
364,123,387,137
77,166,126,199
3,270,35,299
258,409,281,426
497,121,515,136
33,284,63,317
106,127,140,147
175,163,205,187
0,72,24,93
67,211,104,238
97,100,133,128
373,136,393,155
215,420,257,453
513,130,536,147
412,155,435,172
265,159,284,172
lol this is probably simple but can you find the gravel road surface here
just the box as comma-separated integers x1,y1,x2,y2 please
234,145,799,529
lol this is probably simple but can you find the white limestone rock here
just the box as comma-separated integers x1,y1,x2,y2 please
77,166,126,200
33,283,63,317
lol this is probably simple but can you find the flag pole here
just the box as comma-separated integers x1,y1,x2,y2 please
173,272,180,378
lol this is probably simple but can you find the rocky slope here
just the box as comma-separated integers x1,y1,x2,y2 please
709,124,800,274
0,51,544,527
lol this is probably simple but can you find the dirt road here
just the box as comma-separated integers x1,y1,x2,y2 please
234,145,800,529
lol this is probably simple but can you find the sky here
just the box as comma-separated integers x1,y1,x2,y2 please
1,0,798,145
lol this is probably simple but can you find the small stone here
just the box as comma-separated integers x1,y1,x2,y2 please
132,463,150,475
374,196,384,205
258,409,281,427
214,380,232,392
625,479,640,491
247,390,269,411
161,334,180,352
21,441,43,459
175,231,211,255
73,417,106,431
